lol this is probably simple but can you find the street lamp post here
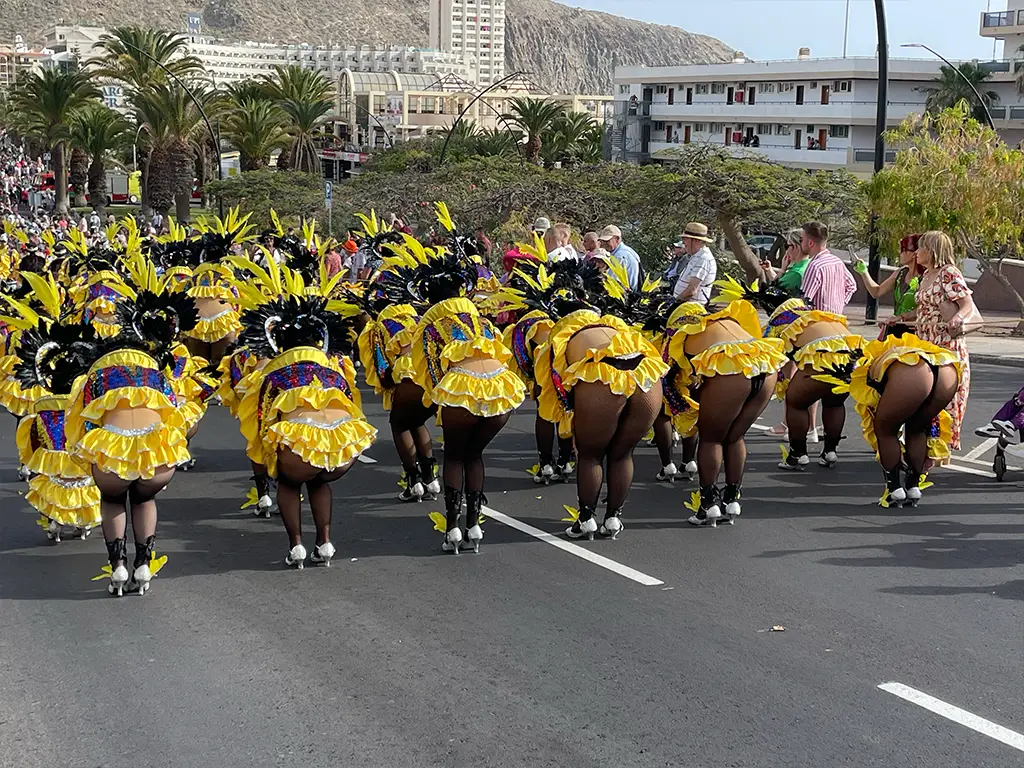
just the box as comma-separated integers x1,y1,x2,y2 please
865,0,889,322
113,39,224,218
901,42,996,129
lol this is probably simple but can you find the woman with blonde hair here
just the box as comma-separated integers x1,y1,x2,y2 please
909,231,974,450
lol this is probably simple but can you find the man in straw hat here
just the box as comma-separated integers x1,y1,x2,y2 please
673,222,718,305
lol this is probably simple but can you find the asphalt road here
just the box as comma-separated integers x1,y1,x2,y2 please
1,363,1022,768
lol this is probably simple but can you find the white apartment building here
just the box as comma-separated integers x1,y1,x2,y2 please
429,0,506,86
981,1,1024,57
613,50,1024,176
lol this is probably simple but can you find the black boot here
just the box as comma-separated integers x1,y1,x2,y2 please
688,485,722,527
904,469,923,507
131,535,157,594
465,490,486,553
566,503,598,540
105,537,129,596
442,486,464,554
399,468,423,503
882,466,906,508
417,455,440,496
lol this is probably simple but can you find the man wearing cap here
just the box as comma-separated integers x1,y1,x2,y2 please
673,222,718,305
597,224,641,290
532,217,551,236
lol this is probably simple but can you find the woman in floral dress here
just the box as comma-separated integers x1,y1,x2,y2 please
910,231,975,450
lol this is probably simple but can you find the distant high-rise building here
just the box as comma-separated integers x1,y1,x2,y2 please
428,0,506,86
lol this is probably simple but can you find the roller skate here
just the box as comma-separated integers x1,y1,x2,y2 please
723,483,742,525
130,535,157,596
106,537,129,597
441,486,464,554
398,469,425,503
566,504,599,541
310,541,336,567
419,456,441,498
687,485,723,527
599,506,624,540
465,490,485,554
657,463,679,483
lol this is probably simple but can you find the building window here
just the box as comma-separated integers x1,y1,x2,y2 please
710,83,725,94
756,124,773,135
655,85,668,94
694,123,707,133
779,82,794,93
832,80,852,93
829,125,850,138
775,124,791,135
653,121,664,130
618,84,630,94
695,83,709,95
757,82,776,93
709,122,724,133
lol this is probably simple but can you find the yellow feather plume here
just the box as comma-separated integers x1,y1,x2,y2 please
429,511,447,533
434,201,456,233
20,272,62,319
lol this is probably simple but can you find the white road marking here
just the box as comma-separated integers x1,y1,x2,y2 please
942,462,996,479
481,505,664,587
748,423,772,433
964,438,997,462
357,454,377,464
879,682,1024,753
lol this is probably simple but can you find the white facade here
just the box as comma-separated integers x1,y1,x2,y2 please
981,1,1024,58
429,0,506,86
613,54,1024,175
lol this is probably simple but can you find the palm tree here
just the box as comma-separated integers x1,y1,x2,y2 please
69,104,130,214
923,62,999,123
503,97,566,164
135,82,210,222
69,146,89,208
11,68,98,213
222,96,289,171
260,65,334,173
542,111,597,167
474,126,518,158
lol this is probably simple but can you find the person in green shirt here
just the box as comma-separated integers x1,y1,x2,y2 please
852,233,921,339
761,230,810,295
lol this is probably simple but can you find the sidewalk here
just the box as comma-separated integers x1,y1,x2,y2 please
843,305,1024,367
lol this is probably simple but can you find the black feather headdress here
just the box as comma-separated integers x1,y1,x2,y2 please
238,295,358,359
14,321,100,395
110,290,199,366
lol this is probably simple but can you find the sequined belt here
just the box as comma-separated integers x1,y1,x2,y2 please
449,366,507,380
198,309,236,322
799,334,849,349
50,475,94,489
284,415,353,429
101,422,161,437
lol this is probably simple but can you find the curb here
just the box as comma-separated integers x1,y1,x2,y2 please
972,354,1024,368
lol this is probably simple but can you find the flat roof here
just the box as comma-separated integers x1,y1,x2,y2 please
615,56,946,83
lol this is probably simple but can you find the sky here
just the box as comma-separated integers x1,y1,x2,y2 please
562,0,1004,62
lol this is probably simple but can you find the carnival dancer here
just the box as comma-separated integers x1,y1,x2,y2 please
407,203,526,554
5,272,101,542
234,256,376,568
499,238,574,485
532,258,670,541
721,277,865,471
664,295,787,526
817,334,960,508
65,268,198,596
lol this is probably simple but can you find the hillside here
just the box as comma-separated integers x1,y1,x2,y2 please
8,0,733,94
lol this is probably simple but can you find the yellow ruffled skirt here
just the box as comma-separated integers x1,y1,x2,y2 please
263,417,378,477
74,422,191,481
663,368,699,438
26,474,101,528
691,338,787,381
430,365,527,417
0,380,47,419
91,320,121,339
792,334,864,373
848,337,962,462
187,311,242,343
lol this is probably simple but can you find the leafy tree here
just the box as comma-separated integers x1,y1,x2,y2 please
206,169,325,225
69,104,130,214
260,65,334,174
657,144,866,280
222,96,289,171
542,111,600,167
10,68,98,213
503,97,565,164
922,62,998,124
870,103,1024,319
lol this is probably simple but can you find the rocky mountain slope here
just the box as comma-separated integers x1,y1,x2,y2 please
9,0,733,94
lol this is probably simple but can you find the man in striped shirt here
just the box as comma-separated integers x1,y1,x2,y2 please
799,221,856,315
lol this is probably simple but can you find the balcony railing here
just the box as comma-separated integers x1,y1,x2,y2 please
983,11,1015,28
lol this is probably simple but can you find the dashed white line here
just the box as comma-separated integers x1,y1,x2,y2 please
481,505,664,587
356,454,377,464
879,682,1024,753
964,438,997,462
